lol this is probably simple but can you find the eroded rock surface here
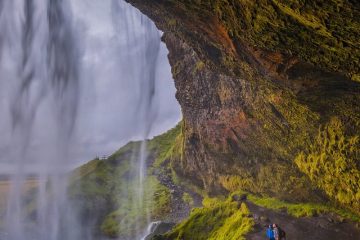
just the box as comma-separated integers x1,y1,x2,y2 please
125,0,360,215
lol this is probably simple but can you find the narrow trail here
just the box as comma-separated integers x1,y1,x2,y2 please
153,167,202,223
246,202,360,240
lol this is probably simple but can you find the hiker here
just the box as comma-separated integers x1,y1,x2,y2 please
273,223,286,240
278,225,286,240
273,224,279,240
266,224,275,240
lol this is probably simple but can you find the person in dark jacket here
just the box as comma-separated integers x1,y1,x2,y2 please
266,225,275,240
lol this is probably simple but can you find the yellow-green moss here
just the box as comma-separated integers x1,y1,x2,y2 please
295,117,360,214
193,61,205,74
149,122,183,169
164,196,254,240
239,191,360,222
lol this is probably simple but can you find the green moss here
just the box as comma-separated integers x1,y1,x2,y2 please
100,176,171,238
163,196,254,240
192,61,205,74
295,117,360,214
241,191,360,222
351,74,360,83
70,158,102,181
67,124,183,238
168,0,359,75
149,122,183,169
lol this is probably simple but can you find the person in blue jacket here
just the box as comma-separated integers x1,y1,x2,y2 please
266,224,275,240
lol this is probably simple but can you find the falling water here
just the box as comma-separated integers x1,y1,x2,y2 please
111,1,161,238
0,0,81,239
0,0,176,239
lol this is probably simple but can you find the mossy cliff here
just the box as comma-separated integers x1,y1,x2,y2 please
124,0,360,215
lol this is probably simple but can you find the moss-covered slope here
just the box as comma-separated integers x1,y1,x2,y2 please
125,0,360,215
68,124,183,239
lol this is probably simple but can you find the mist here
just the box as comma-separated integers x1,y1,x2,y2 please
0,0,181,175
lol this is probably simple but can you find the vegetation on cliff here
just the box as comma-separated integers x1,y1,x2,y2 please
295,117,360,214
157,196,254,240
210,0,360,77
68,124,183,238
126,0,360,216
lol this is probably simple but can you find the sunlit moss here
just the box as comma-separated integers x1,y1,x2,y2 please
68,124,183,238
163,196,254,240
149,122,183,169
244,192,360,222
295,117,360,214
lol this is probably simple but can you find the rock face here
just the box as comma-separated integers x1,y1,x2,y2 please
125,0,360,214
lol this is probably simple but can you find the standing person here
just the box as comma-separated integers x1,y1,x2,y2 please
278,225,286,240
273,224,279,240
266,225,275,240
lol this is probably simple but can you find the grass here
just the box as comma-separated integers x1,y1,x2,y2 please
235,191,360,222
100,176,171,238
148,122,183,169
163,196,254,240
67,124,183,238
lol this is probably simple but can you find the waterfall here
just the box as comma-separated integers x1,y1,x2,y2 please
141,221,161,240
0,0,81,239
0,0,176,239
111,1,161,238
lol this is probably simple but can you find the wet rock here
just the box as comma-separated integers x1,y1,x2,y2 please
145,222,175,240
232,194,247,202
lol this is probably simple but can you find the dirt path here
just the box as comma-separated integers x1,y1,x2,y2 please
153,167,202,223
246,202,360,240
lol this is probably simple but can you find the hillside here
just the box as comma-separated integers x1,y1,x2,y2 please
68,124,202,239
71,125,360,240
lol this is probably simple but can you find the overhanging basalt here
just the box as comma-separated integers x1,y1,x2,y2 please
125,0,360,214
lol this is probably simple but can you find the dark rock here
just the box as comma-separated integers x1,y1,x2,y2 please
232,194,247,202
145,222,175,240
253,213,260,221
260,216,270,222
279,208,287,214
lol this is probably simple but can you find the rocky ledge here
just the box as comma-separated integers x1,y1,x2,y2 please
125,0,360,216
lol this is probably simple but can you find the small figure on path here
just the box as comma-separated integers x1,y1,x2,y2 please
273,223,286,240
273,224,279,240
266,224,275,240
